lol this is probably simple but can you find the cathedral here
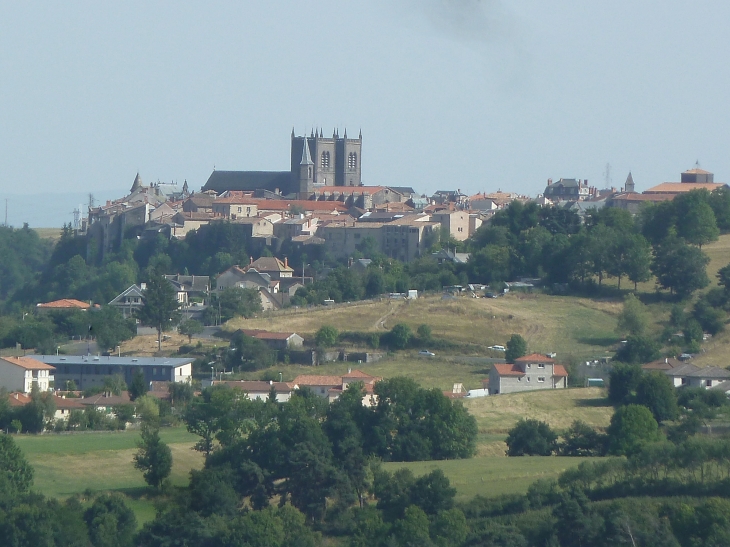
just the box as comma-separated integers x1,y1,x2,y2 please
202,128,363,198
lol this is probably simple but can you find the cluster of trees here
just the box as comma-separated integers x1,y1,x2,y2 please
466,193,724,297
182,379,476,522
507,362,730,461
313,323,444,352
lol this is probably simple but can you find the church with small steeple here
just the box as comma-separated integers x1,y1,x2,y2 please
202,128,363,198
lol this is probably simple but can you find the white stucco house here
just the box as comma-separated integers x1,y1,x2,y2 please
0,357,55,393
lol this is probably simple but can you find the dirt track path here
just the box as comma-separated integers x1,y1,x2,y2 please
374,302,402,330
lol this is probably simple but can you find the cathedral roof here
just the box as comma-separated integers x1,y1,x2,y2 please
203,171,292,194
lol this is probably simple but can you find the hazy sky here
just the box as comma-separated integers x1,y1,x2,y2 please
2,1,729,222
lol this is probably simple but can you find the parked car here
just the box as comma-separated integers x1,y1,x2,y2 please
418,350,435,357
488,345,506,352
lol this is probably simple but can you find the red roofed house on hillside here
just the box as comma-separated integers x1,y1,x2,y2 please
36,299,91,312
0,357,55,393
488,354,568,395
293,369,382,406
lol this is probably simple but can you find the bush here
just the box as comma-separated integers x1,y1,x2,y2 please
506,419,557,456
385,323,412,350
607,404,661,455
315,325,339,348
559,420,607,456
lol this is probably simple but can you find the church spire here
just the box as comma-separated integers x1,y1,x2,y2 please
291,127,295,139
625,172,635,193
131,172,142,193
300,136,314,166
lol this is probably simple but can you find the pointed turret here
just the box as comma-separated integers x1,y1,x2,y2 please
131,172,142,193
300,136,314,166
333,128,337,138
625,172,635,193
291,127,295,138
319,128,323,138
182,179,189,195
310,128,314,138
359,128,362,140
344,128,347,139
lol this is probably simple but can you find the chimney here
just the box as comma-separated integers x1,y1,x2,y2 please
284,257,288,268
547,178,552,186
249,256,253,265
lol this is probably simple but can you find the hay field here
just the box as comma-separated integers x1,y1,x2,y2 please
464,387,612,434
231,293,622,361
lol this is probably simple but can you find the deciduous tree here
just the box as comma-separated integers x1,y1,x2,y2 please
135,275,181,350
134,425,173,489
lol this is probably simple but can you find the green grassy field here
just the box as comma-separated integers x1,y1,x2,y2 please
382,456,594,502
15,428,203,524
247,355,491,392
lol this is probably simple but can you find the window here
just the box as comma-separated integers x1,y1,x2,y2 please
527,377,531,382
237,207,242,213
321,151,330,168
526,364,531,369
538,364,545,369
538,377,545,383
348,152,357,170
246,207,251,214
153,368,157,376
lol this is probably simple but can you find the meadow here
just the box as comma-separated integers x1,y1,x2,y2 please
227,292,624,363
15,428,203,524
381,456,594,502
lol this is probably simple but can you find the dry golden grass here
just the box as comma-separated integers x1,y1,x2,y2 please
704,234,730,287
33,227,63,242
463,387,613,434
119,332,218,357
231,294,622,361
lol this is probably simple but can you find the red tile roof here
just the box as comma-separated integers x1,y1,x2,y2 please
1,357,56,371
515,353,556,364
492,363,525,376
7,393,31,407
215,197,348,212
53,396,86,410
553,365,568,377
292,375,344,387
37,299,91,309
644,182,726,194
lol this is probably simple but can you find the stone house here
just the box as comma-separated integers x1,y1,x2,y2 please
488,354,568,395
